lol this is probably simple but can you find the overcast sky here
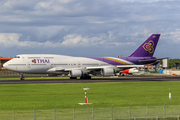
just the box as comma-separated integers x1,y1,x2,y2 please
0,0,179,58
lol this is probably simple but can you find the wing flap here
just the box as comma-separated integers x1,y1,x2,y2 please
47,67,65,72
86,65,144,71
86,66,112,70
48,64,145,73
47,67,83,72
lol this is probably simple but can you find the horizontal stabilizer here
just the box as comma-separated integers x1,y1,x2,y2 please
138,57,169,64
151,60,160,65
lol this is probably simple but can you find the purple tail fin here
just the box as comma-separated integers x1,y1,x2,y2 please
129,34,160,57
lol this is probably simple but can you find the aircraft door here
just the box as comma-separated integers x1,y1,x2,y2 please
78,61,81,68
27,62,31,68
50,64,53,68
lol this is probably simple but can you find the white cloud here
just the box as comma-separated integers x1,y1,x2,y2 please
129,14,159,22
0,32,136,48
0,0,179,58
61,34,88,45
118,0,174,3
0,33,22,47
34,0,84,14
35,2,51,10
0,33,60,47
110,42,136,46
162,29,180,44
60,32,136,47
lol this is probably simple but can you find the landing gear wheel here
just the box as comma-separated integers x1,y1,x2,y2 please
20,73,24,80
86,76,91,79
80,76,91,79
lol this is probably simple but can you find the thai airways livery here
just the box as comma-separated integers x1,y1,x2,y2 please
4,34,161,80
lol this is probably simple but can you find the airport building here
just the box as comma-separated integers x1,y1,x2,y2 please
0,57,12,68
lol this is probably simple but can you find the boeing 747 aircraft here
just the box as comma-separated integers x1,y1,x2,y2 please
4,34,161,80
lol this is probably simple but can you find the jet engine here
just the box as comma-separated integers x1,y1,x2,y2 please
101,68,114,76
69,69,82,77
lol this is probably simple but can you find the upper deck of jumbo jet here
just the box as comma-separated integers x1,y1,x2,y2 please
14,54,75,59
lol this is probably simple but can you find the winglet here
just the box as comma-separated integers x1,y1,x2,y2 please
129,34,160,57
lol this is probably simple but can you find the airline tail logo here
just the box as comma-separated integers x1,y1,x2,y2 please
143,40,154,53
152,35,156,38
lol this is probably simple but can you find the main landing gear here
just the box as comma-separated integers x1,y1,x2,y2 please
69,76,91,79
80,76,91,79
20,73,24,80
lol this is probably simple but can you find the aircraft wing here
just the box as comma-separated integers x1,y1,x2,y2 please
47,67,86,72
86,65,144,70
86,66,111,70
47,67,65,72
116,65,144,68
48,65,145,73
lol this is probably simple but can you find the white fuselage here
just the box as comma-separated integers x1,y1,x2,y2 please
3,54,122,74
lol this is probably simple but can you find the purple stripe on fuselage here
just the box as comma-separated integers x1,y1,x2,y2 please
90,57,131,65
126,57,156,65
89,57,156,65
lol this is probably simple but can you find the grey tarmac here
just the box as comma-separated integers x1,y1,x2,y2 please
0,76,179,84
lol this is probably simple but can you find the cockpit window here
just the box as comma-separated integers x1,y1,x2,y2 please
15,56,20,58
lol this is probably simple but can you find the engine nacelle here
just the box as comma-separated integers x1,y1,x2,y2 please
101,68,114,76
69,70,82,77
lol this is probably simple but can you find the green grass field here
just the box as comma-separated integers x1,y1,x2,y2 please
0,80,180,119
0,81,179,110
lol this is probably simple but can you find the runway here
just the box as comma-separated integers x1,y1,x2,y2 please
0,76,180,84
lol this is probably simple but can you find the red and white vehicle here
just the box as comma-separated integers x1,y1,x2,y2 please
120,68,139,76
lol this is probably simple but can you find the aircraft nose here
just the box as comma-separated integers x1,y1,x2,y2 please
3,62,9,69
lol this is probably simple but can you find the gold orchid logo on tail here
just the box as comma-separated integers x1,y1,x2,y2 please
143,40,154,53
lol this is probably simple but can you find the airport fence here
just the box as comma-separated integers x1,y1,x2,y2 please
0,69,20,76
1,104,180,120
0,69,47,77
